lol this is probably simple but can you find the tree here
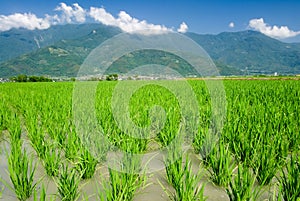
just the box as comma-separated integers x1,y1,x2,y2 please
106,74,118,81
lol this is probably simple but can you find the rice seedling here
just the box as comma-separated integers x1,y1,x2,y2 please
76,147,98,180
99,167,145,201
56,164,80,201
225,164,257,201
65,131,80,161
7,112,22,141
33,185,46,201
26,120,47,159
251,134,287,185
0,79,299,200
163,155,206,201
277,153,300,201
98,127,147,201
0,185,3,199
193,123,216,165
3,113,38,201
33,185,57,201
163,129,206,201
206,141,235,187
193,117,210,154
43,143,61,177
98,149,146,201
7,141,37,201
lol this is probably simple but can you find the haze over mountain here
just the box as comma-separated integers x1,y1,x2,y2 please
0,23,300,78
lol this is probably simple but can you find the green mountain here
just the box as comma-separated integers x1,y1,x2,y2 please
0,23,117,63
186,31,300,74
0,24,121,77
0,24,300,78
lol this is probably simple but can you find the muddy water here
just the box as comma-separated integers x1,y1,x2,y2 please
0,136,275,201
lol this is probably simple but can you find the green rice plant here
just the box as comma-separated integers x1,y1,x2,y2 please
277,153,300,201
46,122,67,148
163,155,206,201
193,119,210,154
3,113,38,201
7,113,22,141
165,157,183,192
227,125,259,166
164,133,184,188
43,143,61,177
1,76,300,200
206,141,235,187
251,135,286,185
98,152,146,201
76,147,98,180
0,185,3,198
226,164,257,201
99,151,146,200
193,123,216,165
33,184,56,201
65,131,80,161
33,185,46,201
56,165,80,201
99,167,145,201
7,142,37,201
26,118,47,159
98,134,147,201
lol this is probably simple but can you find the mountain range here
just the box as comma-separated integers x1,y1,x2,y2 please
1,23,300,78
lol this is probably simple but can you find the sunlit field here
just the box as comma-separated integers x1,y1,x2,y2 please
0,79,299,201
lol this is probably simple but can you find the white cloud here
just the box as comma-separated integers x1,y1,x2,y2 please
177,22,188,33
89,7,171,34
0,13,51,31
55,3,86,23
0,2,177,35
249,18,300,39
89,7,115,26
0,3,86,32
229,22,235,28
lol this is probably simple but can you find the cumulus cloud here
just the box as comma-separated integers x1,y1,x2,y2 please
55,3,86,23
89,7,171,34
177,22,188,33
249,18,300,39
0,2,177,34
229,22,235,28
0,13,51,31
0,3,86,32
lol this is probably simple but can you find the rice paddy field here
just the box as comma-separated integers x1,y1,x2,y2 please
0,79,299,201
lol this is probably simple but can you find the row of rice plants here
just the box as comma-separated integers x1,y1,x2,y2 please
0,83,97,200
0,80,299,200
95,82,153,201
3,111,37,201
194,80,300,200
277,153,300,201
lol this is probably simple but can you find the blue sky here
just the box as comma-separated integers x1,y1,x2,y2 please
1,0,300,42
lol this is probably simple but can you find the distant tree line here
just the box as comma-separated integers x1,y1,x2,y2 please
106,74,118,81
10,74,53,82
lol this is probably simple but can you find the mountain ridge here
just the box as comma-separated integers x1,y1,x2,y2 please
1,24,300,77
